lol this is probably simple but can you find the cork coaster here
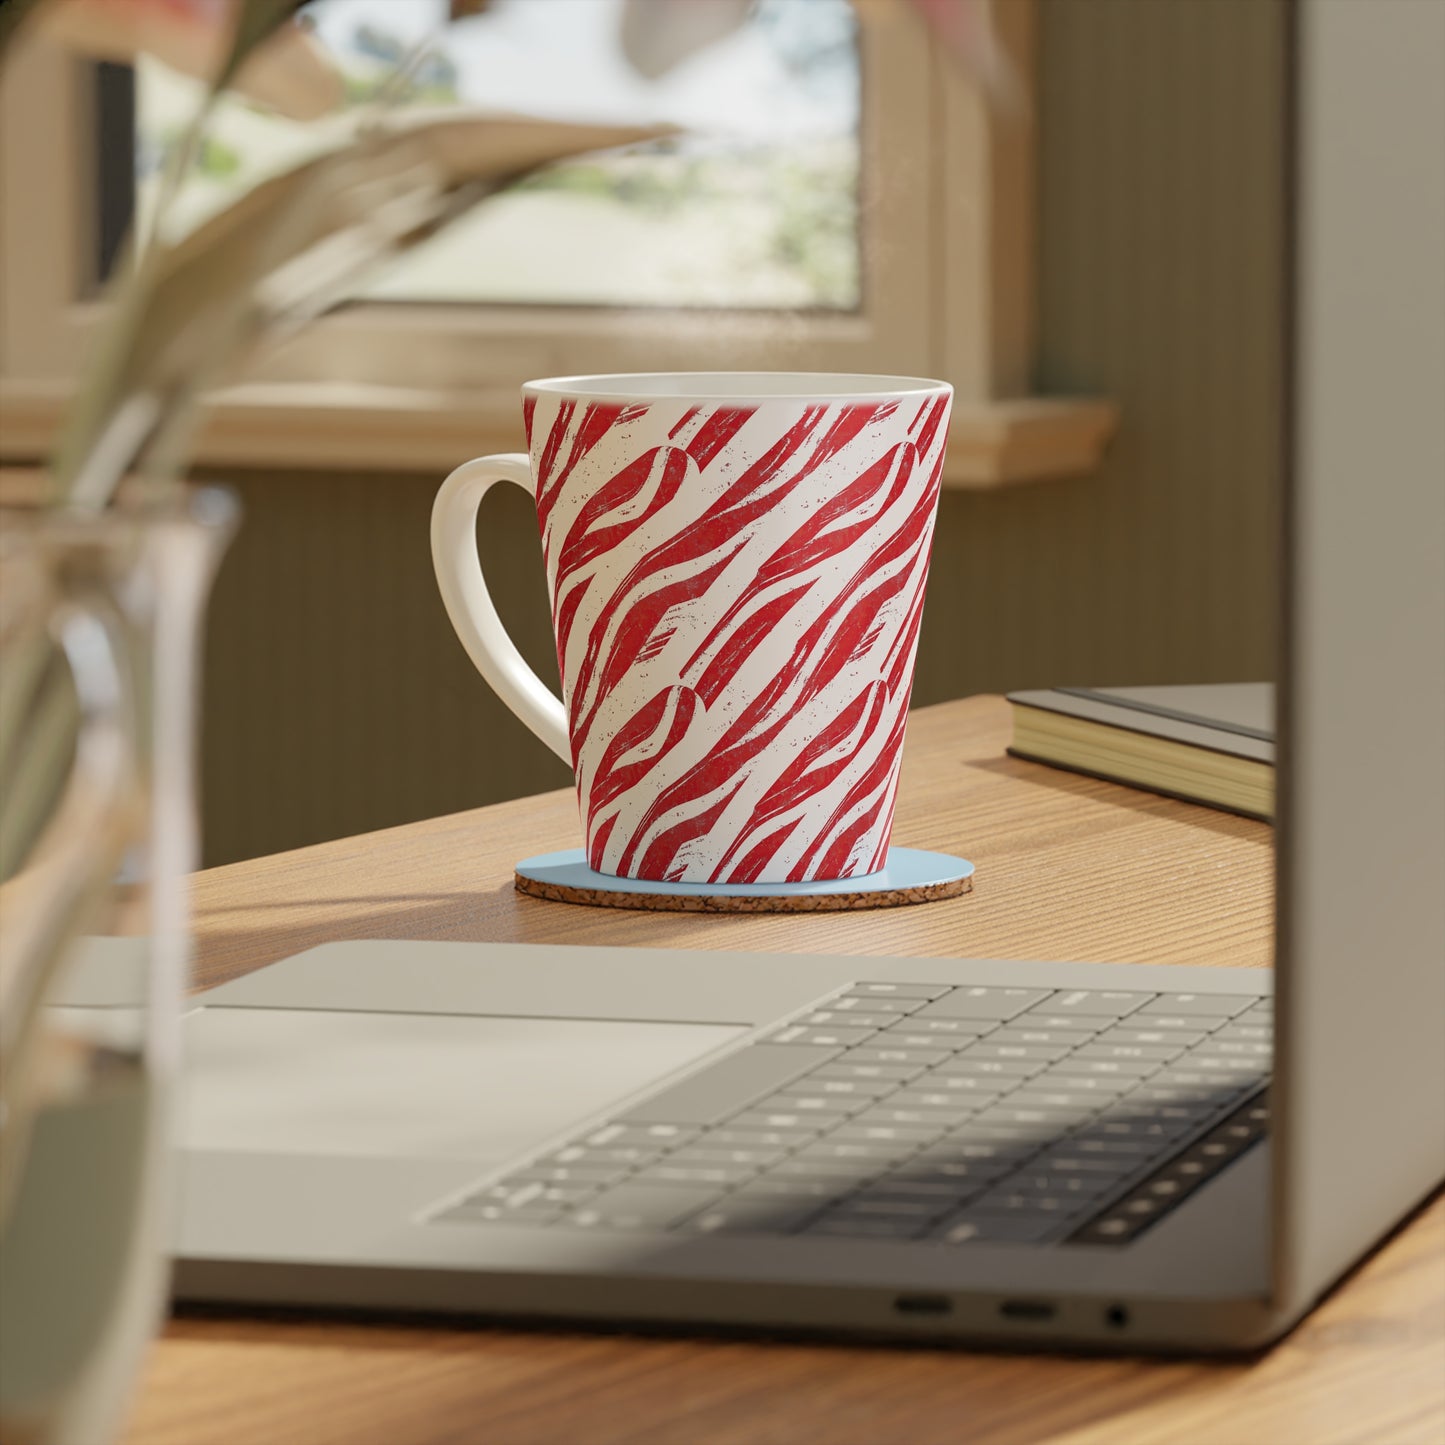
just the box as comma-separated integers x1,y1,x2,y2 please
513,848,974,914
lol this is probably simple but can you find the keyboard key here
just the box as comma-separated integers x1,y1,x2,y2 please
795,1138,916,1164
500,1161,630,1186
440,1197,566,1226
826,994,913,1017
1039,1151,1144,1177
766,1025,877,1047
1143,1072,1255,1096
1167,1049,1267,1071
812,1061,921,1082
1099,1027,1207,1048
826,1196,950,1223
848,1046,950,1068
916,988,1052,1022
932,1213,1060,1245
946,1121,1061,1146
913,1067,1016,1091
861,1173,998,1198
802,1010,906,1030
891,1159,1013,1189
899,1076,1009,1100
759,1092,870,1115
1058,1135,1165,1158
732,1176,841,1200
582,1123,697,1149
728,1109,839,1132
879,1030,978,1052
807,1076,899,1098
987,1027,1096,1048
1006,1090,1109,1115
682,1196,822,1235
1071,1043,1182,1062
932,1142,1044,1170
931,1056,1042,1078
1022,1014,1119,1034
665,1145,786,1168
833,1123,941,1146
767,1157,885,1183
1029,1071,1133,1094
849,982,952,1000
634,1163,754,1187
1210,1024,1271,1044
1123,1083,1232,1108
973,1104,1095,1129
706,1127,815,1149
471,1180,594,1209
916,1129,1038,1158
891,1081,1002,1106
1005,1171,1120,1197
473,1173,598,1208
970,1191,1090,1217
569,1184,720,1230
1137,994,1256,1018
882,1017,996,1041
853,1106,959,1130
1184,1135,1252,1166
621,1044,836,1127
544,1144,668,1168
1196,1040,1265,1063
958,1042,1071,1063
1046,1057,1159,1078
1114,1014,1228,1033
1156,1056,1263,1079
1079,1114,1197,1141
1026,991,1153,1020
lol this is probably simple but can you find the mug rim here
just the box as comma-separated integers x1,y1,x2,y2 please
522,372,952,403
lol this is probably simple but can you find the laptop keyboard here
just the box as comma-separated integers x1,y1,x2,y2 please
430,983,1271,1246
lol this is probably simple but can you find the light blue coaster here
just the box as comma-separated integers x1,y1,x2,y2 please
513,847,974,913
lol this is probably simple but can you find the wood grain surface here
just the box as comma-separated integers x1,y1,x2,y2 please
123,697,1444,1445
184,696,1275,990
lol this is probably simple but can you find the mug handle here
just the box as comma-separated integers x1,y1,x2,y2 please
431,454,571,764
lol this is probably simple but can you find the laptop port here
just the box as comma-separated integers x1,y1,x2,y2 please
998,1300,1056,1322
893,1294,952,1316
1106,1304,1130,1329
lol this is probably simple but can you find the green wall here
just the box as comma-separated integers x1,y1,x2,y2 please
197,0,1286,867
912,0,1284,704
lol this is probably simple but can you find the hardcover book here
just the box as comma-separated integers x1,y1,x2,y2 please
1006,684,1275,820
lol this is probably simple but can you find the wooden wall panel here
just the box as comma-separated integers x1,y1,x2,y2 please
199,467,571,866
912,0,1285,706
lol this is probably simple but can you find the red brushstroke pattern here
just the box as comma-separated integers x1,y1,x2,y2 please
527,392,950,882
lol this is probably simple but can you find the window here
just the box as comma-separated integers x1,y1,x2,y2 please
136,0,863,312
0,0,1114,485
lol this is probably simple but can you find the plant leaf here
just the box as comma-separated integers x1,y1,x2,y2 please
52,110,673,506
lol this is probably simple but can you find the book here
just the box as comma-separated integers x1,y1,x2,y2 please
1006,684,1275,820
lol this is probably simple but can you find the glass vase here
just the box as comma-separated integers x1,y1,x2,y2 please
0,485,236,1445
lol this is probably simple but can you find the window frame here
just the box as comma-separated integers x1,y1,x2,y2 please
0,0,1115,487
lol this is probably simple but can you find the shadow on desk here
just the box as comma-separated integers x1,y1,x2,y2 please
964,755,1273,845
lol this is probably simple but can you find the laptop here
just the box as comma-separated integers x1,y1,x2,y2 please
62,0,1445,1351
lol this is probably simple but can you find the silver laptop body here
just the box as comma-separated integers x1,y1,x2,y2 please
66,0,1445,1352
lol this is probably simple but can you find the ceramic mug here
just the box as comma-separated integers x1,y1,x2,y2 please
432,372,951,885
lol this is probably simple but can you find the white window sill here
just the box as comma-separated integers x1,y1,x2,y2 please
0,380,1116,489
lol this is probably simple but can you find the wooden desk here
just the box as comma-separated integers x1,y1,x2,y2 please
125,697,1445,1445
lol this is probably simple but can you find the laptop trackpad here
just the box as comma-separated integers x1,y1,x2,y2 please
181,1008,743,1168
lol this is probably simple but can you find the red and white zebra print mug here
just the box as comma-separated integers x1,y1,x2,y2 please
432,373,951,885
